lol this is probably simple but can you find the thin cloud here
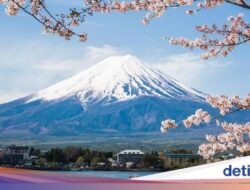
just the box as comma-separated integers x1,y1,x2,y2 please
35,45,122,73
152,53,232,94
0,44,122,103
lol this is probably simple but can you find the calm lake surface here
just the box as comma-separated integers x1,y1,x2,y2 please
56,171,159,179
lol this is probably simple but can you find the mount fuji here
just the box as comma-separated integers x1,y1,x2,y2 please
0,55,225,147
28,55,204,104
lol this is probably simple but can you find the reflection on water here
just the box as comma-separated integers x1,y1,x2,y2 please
56,171,159,179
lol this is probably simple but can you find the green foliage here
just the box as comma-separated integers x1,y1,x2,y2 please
143,151,164,168
45,148,66,163
90,157,100,167
170,148,193,154
30,147,41,157
36,158,46,167
42,147,112,165
76,156,85,166
29,146,167,170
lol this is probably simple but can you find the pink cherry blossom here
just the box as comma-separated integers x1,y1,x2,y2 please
168,14,250,59
1,0,249,46
160,119,178,133
162,94,250,159
183,109,211,128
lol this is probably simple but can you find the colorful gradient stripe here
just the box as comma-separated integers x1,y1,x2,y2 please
1,167,250,190
0,167,162,183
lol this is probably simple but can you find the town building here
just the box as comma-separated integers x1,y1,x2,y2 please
164,153,204,168
117,150,144,165
0,148,3,158
0,145,29,165
7,145,29,159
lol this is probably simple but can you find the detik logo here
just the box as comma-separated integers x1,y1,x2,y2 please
223,165,250,177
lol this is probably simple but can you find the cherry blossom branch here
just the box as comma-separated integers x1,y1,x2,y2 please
225,0,250,9
37,0,88,41
161,94,250,159
162,95,250,131
212,107,242,120
239,0,250,9
168,13,250,59
1,0,250,45
2,0,88,41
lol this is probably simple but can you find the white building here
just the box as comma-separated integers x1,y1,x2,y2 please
117,150,144,165
0,145,30,165
7,145,29,160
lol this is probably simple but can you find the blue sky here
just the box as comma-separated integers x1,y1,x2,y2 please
0,1,249,103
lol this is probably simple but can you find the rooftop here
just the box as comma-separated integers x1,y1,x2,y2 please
8,145,29,150
118,150,144,155
165,153,201,158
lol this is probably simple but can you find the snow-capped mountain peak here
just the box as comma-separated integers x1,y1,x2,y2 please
0,54,219,139
27,54,204,105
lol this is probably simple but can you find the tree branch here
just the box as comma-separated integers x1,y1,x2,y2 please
225,0,250,9
9,0,85,39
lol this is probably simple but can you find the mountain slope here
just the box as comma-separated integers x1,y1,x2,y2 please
27,55,204,105
0,55,217,141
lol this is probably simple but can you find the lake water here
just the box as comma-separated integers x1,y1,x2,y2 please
56,171,159,179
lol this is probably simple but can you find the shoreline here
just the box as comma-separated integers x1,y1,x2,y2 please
8,166,165,173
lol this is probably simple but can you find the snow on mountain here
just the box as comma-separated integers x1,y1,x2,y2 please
0,54,216,140
27,54,204,106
